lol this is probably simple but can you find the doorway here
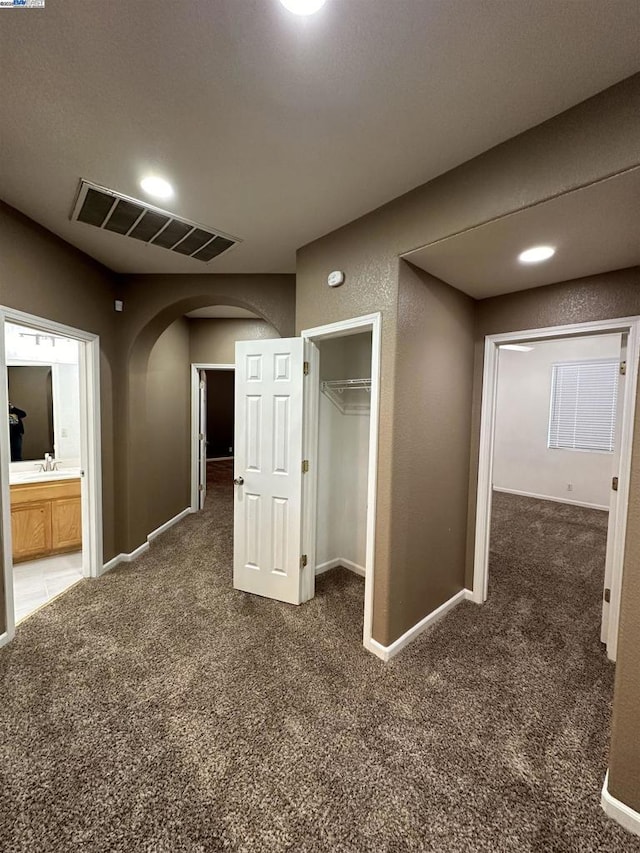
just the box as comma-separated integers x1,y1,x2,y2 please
190,363,234,512
229,313,382,656
0,308,103,644
302,313,381,655
474,317,640,662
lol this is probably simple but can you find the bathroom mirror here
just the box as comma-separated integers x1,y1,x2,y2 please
8,365,54,461
5,322,81,468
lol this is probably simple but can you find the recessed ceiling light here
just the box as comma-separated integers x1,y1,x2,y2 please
280,0,326,15
500,344,534,352
140,175,173,200
518,245,555,264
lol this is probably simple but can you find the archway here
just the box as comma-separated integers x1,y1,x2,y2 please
118,291,291,554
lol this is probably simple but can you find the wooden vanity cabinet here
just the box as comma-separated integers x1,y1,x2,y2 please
10,478,82,562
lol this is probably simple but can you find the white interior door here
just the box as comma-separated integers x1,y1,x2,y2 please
601,334,626,650
233,338,305,604
198,370,207,510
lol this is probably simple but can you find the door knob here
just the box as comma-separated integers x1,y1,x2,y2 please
234,476,244,486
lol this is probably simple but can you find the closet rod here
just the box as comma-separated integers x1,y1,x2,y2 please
321,378,371,393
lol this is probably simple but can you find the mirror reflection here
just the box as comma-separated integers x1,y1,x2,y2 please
8,366,54,461
5,322,81,467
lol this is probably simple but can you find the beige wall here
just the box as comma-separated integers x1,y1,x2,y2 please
0,202,117,635
146,318,191,534
297,73,640,649
189,318,279,364
472,266,640,813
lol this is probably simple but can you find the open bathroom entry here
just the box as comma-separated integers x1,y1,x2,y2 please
0,308,102,643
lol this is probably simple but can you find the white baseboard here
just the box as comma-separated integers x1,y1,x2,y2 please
369,588,472,662
601,770,640,837
207,456,234,461
100,507,191,575
315,558,366,578
147,507,192,542
0,630,9,649
493,486,608,512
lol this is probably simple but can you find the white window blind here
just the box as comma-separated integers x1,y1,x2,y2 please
548,359,619,452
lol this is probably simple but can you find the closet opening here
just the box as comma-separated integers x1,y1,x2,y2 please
301,313,381,656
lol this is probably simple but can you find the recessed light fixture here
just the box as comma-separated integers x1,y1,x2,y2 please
140,175,173,200
518,245,555,264
499,345,534,352
280,0,326,15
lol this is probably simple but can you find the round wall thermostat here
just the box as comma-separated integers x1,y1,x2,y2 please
327,270,345,288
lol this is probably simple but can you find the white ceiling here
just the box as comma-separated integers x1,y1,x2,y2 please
186,306,260,319
1,1,639,274
402,168,640,299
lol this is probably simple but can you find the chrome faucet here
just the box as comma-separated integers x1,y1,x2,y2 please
38,453,58,473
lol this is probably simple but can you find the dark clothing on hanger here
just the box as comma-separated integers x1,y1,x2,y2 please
9,404,26,462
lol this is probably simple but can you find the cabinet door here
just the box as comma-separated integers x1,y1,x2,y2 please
51,497,82,553
11,502,51,562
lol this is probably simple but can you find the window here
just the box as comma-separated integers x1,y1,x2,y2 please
548,359,619,452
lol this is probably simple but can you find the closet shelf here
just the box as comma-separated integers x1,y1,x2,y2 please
321,378,371,415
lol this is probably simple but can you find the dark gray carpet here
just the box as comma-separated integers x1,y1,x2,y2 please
0,474,637,852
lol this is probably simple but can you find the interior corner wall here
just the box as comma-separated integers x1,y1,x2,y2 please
469,266,640,815
189,318,280,364
493,335,621,509
145,317,191,535
0,202,118,636
388,263,475,642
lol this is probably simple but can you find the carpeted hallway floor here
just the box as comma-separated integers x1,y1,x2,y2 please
0,471,637,852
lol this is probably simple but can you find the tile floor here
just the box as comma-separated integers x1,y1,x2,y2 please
13,552,84,623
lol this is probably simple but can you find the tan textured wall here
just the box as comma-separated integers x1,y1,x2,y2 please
146,318,191,535
0,202,117,635
296,74,640,647
189,318,279,364
472,266,640,812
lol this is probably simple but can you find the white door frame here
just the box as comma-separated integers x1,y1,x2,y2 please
0,307,103,648
300,312,382,656
190,363,234,512
474,315,640,661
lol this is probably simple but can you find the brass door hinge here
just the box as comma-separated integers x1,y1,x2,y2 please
612,476,619,491
604,588,611,604
302,459,309,474
300,554,308,568
303,361,310,376
620,361,627,375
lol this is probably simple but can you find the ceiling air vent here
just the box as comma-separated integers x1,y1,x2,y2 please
70,180,240,262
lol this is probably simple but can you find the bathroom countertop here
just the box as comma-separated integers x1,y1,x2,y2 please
10,468,82,485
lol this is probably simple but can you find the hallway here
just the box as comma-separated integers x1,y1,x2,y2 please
0,469,636,851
